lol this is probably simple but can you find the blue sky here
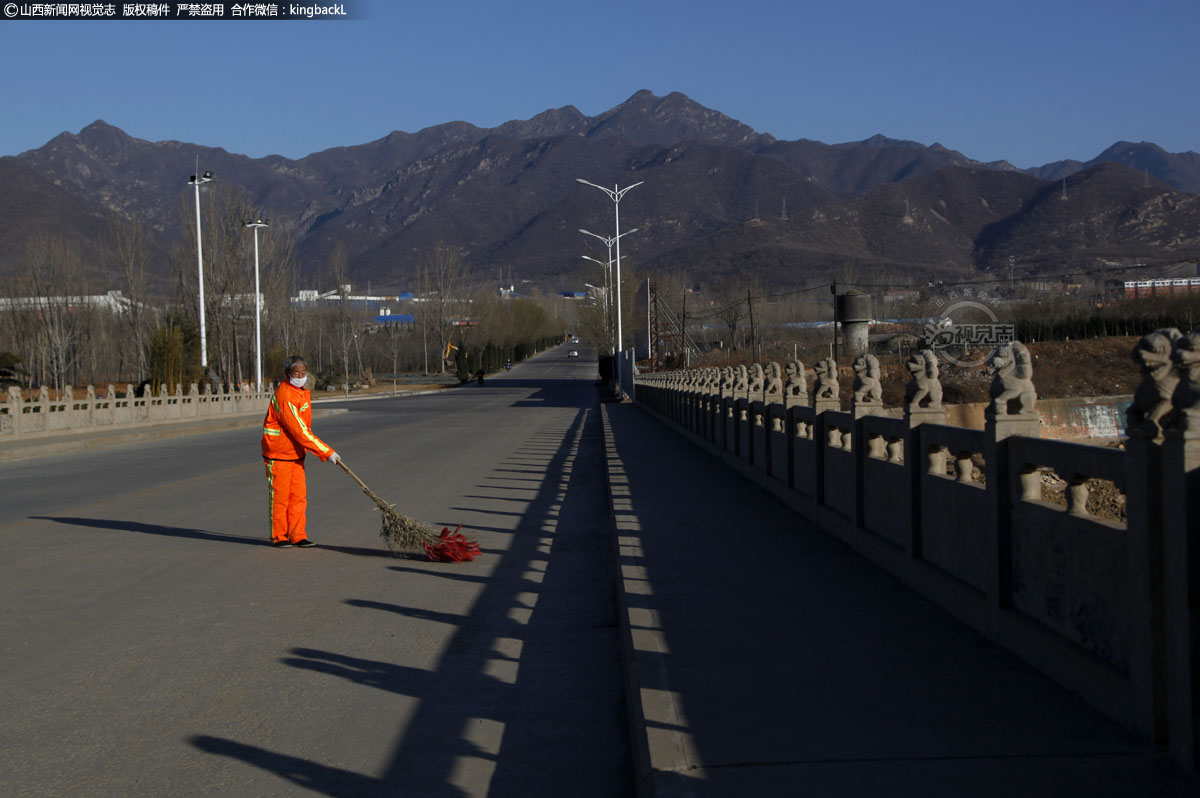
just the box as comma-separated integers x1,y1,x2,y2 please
1,0,1197,168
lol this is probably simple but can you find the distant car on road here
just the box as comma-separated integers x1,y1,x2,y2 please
568,350,579,358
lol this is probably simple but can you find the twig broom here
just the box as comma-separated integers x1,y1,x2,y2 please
336,459,480,562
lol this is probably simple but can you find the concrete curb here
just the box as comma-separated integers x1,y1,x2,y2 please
601,403,696,798
311,387,454,404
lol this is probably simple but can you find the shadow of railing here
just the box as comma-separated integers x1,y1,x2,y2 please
190,399,633,795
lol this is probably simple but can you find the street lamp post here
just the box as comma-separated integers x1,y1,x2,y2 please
188,170,214,369
244,219,269,391
579,226,638,355
576,179,642,359
580,255,612,349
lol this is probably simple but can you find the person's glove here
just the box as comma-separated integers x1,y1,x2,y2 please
329,452,340,465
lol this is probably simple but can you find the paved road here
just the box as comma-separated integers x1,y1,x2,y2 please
0,346,633,797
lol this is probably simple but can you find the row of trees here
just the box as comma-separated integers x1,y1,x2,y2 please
0,183,563,392
607,267,1200,372
10,177,1189,391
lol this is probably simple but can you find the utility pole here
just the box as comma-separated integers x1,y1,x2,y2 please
1009,255,1015,295
681,290,689,368
747,288,756,362
831,279,838,362
647,278,657,370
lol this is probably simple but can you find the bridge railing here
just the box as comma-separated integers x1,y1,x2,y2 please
1,383,273,440
635,351,1200,771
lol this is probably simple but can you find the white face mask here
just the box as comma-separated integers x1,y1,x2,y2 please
289,375,308,389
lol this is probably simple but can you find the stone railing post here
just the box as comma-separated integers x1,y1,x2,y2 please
811,358,840,517
35,386,51,434
122,384,135,425
1120,328,1182,745
1161,329,1200,769
1162,425,1200,769
5,386,23,438
904,349,946,561
62,385,77,430
1123,423,1169,744
982,341,1040,617
100,384,113,427
84,385,97,428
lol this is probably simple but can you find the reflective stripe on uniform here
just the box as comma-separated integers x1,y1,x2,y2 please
288,402,330,454
265,459,275,540
263,427,281,436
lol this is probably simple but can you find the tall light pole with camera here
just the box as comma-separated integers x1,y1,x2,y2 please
244,219,269,391
188,170,214,369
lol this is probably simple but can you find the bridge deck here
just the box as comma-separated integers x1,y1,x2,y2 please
602,401,1198,797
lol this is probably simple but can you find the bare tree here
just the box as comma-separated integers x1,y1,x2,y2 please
416,260,433,374
106,215,154,383
330,243,354,391
257,221,300,382
716,291,746,351
175,185,302,388
0,271,39,389
427,243,468,374
20,236,95,391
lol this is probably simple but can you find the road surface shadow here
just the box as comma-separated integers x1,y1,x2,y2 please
384,565,490,583
191,402,633,796
189,735,388,798
29,516,398,558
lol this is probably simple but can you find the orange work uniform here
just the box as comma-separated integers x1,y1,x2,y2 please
261,380,333,545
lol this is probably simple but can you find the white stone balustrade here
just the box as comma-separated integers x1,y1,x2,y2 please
635,342,1200,772
0,382,274,440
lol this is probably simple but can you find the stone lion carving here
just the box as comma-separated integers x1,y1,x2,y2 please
1128,328,1182,437
1170,331,1200,431
747,363,765,397
784,360,808,400
764,362,783,398
813,357,839,401
989,341,1036,415
905,349,943,410
733,364,749,394
852,354,882,404
719,366,735,395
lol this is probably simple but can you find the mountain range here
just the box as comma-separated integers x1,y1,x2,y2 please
2,90,1199,292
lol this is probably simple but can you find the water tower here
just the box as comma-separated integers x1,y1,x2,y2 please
836,290,872,357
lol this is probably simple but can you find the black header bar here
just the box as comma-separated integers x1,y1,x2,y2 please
2,3,359,20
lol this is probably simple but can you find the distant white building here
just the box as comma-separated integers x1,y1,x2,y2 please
0,289,142,314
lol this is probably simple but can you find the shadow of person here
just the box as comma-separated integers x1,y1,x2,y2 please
189,735,399,798
28,516,398,558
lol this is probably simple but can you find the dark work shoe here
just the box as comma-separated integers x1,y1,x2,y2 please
272,540,293,548
295,539,316,548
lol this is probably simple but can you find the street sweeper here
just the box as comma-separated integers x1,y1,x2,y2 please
261,355,340,548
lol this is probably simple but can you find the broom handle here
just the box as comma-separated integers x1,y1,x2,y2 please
336,458,372,494
337,458,401,513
